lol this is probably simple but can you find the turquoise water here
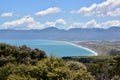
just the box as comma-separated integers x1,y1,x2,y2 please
0,40,95,57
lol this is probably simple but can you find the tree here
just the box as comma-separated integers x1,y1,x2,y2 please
31,56,94,80
109,54,120,77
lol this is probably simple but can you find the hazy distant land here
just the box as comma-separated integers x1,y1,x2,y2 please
76,41,120,56
0,27,120,41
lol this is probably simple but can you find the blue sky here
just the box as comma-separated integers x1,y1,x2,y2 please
0,0,120,30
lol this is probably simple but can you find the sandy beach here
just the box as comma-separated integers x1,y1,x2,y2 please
57,41,98,56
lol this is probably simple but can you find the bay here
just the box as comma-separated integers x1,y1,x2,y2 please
0,40,95,57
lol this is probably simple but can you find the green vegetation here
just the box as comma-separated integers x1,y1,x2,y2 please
63,54,120,80
0,43,94,80
0,43,120,80
0,43,47,66
63,56,111,63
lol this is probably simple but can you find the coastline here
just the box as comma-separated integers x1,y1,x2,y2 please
57,40,98,56
0,39,98,56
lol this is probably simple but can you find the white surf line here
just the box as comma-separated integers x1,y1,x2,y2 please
57,41,98,56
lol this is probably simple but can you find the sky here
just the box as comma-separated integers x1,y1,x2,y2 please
0,0,120,30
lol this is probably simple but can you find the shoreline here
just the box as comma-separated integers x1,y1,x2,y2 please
57,41,98,56
0,39,98,56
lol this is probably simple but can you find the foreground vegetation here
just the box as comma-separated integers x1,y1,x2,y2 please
63,55,120,80
0,43,120,80
0,43,94,80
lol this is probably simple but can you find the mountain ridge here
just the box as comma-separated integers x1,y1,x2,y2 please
0,26,120,41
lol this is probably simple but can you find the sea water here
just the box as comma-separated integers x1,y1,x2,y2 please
0,40,95,57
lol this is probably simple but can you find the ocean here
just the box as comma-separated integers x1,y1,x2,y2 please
0,40,95,57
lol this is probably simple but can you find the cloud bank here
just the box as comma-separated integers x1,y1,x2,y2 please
70,20,120,29
0,15,119,30
0,16,66,30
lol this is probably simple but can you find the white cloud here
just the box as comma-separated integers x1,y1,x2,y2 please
99,20,120,28
84,20,98,28
107,8,120,16
71,0,120,16
1,15,43,29
1,15,119,30
27,22,43,29
1,15,35,29
76,4,97,16
43,19,66,28
70,22,83,29
96,0,120,15
55,19,66,25
70,20,120,29
36,7,61,17
0,16,66,30
1,12,13,17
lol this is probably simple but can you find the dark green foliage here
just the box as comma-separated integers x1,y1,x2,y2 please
63,56,111,63
0,57,94,80
63,54,120,80
109,49,120,56
0,43,47,66
87,61,110,80
110,54,120,76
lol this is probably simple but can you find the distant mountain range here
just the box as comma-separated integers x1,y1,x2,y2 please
0,26,120,41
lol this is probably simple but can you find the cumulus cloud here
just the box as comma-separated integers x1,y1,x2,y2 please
0,16,66,30
43,19,66,28
55,19,66,25
1,15,36,29
72,4,97,16
70,20,120,29
96,0,120,15
1,12,13,17
36,7,61,17
99,20,120,28
71,0,120,16
84,20,98,28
